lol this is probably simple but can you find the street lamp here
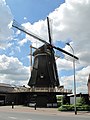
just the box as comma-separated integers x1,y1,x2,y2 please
66,43,77,115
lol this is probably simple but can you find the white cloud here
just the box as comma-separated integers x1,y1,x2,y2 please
0,54,30,85
56,58,72,71
61,65,89,94
0,0,13,49
49,0,90,66
16,30,21,35
18,38,28,46
22,20,48,48
24,17,27,20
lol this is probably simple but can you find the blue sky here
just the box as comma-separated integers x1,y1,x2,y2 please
6,0,65,23
0,0,90,94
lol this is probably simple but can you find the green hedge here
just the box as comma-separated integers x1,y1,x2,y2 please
77,105,90,111
58,105,74,111
58,105,90,111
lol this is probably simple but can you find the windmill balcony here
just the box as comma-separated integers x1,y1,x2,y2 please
29,87,72,94
9,86,72,94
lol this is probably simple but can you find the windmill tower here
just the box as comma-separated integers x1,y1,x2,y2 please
12,18,78,107
28,18,59,88
87,74,90,100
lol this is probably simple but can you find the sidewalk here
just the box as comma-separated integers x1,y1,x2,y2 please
0,105,90,116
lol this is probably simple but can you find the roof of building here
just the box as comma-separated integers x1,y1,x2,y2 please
0,83,13,87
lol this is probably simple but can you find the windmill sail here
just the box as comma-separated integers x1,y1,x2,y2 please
12,20,78,60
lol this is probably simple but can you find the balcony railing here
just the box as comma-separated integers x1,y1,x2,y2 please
13,86,72,94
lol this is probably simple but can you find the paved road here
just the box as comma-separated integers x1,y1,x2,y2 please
0,106,90,120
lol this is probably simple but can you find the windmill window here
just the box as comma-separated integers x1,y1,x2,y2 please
40,75,44,78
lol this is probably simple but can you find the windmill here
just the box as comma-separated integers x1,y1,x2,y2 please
12,17,78,107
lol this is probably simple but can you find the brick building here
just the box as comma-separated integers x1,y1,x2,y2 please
87,74,90,100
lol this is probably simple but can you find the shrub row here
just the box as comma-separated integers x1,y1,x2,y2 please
58,105,90,111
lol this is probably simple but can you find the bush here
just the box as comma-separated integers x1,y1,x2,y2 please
57,101,62,107
58,106,67,111
77,105,90,111
58,97,90,111
58,104,90,111
58,105,74,111
77,97,86,106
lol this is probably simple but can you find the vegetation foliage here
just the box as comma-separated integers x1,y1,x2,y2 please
58,97,90,111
